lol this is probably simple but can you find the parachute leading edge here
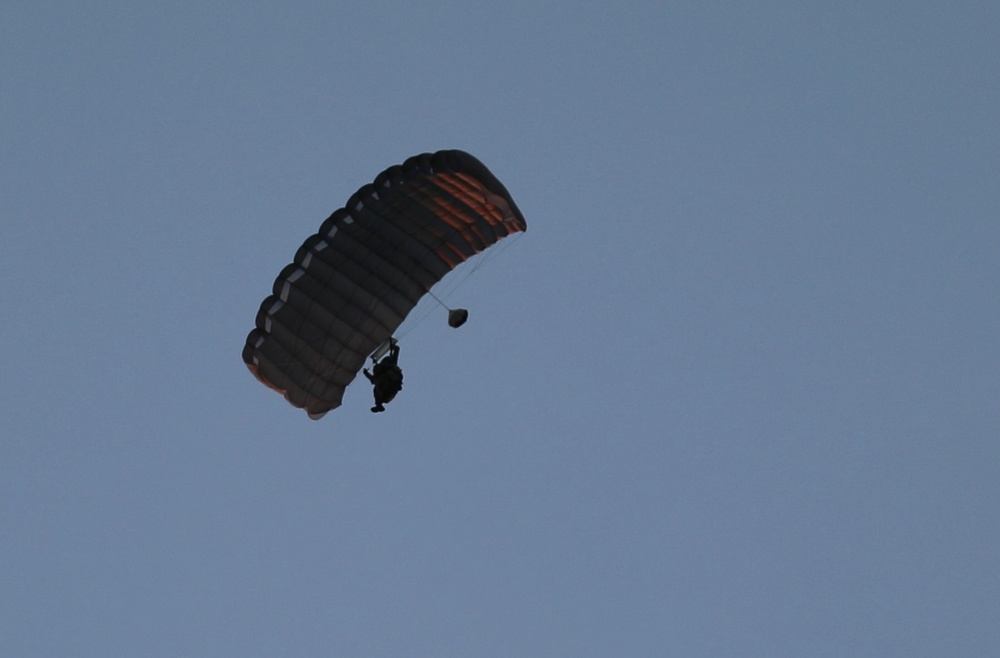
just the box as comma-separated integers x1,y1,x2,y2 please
242,150,526,419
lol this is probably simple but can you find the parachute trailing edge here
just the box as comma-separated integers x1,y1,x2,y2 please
242,150,526,419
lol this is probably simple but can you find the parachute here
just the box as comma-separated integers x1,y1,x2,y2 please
242,150,527,419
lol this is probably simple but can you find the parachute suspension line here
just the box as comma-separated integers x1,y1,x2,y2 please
394,288,449,341
467,230,523,278
395,232,524,341
427,288,452,311
430,231,525,306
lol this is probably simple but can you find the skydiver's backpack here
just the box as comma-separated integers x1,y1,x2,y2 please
376,366,403,402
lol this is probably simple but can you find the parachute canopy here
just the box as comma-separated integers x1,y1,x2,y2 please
242,150,527,419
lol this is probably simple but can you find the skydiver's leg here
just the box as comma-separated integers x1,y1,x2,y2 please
371,386,385,413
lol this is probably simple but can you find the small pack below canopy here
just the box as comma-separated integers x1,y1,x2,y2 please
448,308,469,328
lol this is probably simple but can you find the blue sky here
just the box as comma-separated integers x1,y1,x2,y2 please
3,2,999,656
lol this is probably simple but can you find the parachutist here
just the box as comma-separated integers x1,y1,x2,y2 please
363,341,403,413
242,150,526,419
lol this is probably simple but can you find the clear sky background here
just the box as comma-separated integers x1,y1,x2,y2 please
3,2,998,656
